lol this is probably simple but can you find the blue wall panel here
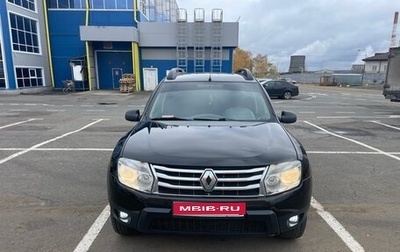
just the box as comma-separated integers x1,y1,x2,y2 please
48,10,87,88
0,1,16,89
92,41,131,51
140,58,234,87
89,11,136,27
140,59,176,85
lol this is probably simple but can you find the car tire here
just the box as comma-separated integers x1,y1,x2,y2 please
282,91,292,99
110,214,138,235
277,216,307,239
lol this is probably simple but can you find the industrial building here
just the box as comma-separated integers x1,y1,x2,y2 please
0,0,239,93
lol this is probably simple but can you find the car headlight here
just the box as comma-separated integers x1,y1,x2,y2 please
117,157,154,193
263,161,301,195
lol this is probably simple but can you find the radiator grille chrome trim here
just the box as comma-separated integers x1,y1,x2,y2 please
151,165,268,197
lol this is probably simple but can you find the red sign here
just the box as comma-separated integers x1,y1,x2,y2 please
173,202,246,217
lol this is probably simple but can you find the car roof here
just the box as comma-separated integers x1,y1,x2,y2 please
163,68,258,84
165,73,256,83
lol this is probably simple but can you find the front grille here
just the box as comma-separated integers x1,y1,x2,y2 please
150,218,267,234
151,165,266,197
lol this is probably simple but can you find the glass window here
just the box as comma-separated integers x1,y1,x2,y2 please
116,0,127,9
47,0,86,9
9,13,40,54
58,0,70,8
15,68,44,88
91,0,105,9
89,0,132,10
8,0,36,11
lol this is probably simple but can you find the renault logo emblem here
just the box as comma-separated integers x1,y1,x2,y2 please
200,169,218,192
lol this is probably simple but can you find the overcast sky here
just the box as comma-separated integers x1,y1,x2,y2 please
175,0,399,72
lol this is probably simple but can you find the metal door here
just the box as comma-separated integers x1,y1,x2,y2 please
112,68,123,89
97,52,132,90
143,68,158,91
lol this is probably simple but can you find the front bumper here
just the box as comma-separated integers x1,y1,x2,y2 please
108,174,312,235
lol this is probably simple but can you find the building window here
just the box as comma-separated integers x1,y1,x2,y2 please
16,67,43,88
47,0,86,9
89,0,133,10
9,13,40,54
372,65,377,71
0,43,5,89
383,65,387,72
8,0,35,11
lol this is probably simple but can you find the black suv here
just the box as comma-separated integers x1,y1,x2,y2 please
107,68,312,239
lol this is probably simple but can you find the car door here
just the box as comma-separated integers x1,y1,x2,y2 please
263,81,277,97
273,81,286,97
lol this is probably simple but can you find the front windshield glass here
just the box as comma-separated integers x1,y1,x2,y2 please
147,82,274,121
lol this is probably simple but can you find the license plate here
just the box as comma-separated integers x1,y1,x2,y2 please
173,202,246,217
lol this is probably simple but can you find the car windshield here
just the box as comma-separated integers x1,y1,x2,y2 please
147,82,274,121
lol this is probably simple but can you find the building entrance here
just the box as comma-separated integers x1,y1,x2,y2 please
96,51,132,90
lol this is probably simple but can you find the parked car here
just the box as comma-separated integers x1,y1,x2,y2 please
107,68,312,239
280,78,297,84
262,80,299,99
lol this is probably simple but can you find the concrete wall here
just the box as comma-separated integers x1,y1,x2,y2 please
138,22,239,47
281,72,386,85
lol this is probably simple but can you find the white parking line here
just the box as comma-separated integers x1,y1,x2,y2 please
73,205,110,252
307,151,400,155
0,119,105,165
0,118,42,130
303,120,400,251
72,119,399,252
371,121,400,131
304,121,400,161
311,198,364,252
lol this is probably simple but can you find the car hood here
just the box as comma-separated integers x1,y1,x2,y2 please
122,122,298,167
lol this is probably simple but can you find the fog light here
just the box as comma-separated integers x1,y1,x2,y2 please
288,215,299,227
119,211,130,223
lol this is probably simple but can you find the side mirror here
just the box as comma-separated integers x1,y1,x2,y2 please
279,110,297,124
125,110,141,122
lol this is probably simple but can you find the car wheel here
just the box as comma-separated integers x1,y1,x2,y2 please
111,214,138,235
282,91,292,99
277,216,307,239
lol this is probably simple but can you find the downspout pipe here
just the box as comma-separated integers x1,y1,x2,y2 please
84,0,93,90
43,1,55,88
133,0,141,91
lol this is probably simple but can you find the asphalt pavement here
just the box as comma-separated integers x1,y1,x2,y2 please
1,86,400,252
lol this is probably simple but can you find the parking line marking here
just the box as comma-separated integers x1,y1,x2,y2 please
3,149,400,154
35,148,114,151
307,151,400,154
0,118,41,130
73,205,110,252
311,198,364,252
0,119,105,165
304,121,400,161
302,120,400,252
371,121,400,131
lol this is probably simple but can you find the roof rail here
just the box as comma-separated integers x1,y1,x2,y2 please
166,68,186,80
235,68,254,80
